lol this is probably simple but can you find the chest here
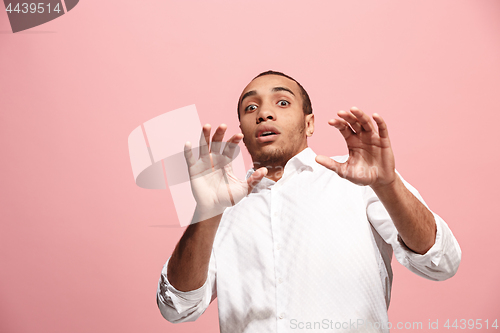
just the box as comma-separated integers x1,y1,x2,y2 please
214,171,377,274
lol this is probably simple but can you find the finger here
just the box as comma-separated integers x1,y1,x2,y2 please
349,107,375,132
315,155,345,177
328,118,354,140
246,167,268,194
211,124,227,154
373,113,389,139
199,124,211,157
338,110,362,133
222,133,244,159
184,141,196,167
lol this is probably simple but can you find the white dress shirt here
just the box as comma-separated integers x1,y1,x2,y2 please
157,148,461,333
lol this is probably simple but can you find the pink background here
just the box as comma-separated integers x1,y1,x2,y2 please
1,1,499,332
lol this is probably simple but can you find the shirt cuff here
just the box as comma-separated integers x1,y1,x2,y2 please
396,212,444,267
157,258,209,314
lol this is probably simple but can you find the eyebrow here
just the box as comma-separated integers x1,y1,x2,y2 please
239,86,296,109
271,86,295,96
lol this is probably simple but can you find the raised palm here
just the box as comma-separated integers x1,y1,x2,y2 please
184,124,267,221
316,107,396,188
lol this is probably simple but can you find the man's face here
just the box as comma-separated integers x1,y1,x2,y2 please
238,74,314,168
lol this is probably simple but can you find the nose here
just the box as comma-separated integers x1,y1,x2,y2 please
256,104,275,124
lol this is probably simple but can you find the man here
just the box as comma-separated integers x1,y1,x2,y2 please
157,71,461,332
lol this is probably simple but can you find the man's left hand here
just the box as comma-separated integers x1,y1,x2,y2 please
316,106,396,189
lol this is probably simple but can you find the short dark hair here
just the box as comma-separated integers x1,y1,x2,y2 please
237,70,313,120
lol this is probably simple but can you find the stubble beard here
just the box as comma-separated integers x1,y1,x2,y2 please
247,122,306,170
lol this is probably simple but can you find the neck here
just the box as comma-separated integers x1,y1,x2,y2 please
264,165,285,182
252,146,309,182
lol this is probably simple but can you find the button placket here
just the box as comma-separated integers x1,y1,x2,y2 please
271,186,286,329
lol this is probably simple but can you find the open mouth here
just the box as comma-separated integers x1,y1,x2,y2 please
260,131,277,137
256,129,280,143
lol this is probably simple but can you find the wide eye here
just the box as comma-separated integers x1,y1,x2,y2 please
278,100,290,107
245,104,257,112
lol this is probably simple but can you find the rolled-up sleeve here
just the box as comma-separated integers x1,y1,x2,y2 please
365,170,462,281
156,251,217,323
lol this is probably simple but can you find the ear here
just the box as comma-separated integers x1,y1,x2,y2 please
305,114,314,137
239,122,249,146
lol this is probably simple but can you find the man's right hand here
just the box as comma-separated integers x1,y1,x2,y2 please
184,123,268,222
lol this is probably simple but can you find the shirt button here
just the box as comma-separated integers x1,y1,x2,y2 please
279,313,285,319
273,212,278,218
278,278,283,284
276,244,281,250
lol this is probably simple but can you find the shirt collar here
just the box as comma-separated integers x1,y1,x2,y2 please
245,147,319,191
